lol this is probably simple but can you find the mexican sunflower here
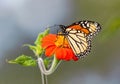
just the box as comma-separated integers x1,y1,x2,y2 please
41,34,78,61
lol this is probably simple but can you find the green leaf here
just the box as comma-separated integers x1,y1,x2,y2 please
23,44,36,51
22,28,49,57
33,28,49,56
8,55,37,66
35,45,44,56
23,44,44,56
44,58,52,68
34,28,50,45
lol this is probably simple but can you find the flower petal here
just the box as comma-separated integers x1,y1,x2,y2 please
55,48,63,60
69,49,78,61
42,34,56,48
42,34,56,42
41,33,79,61
45,45,56,57
55,48,75,61
64,48,78,61
64,48,73,61
72,56,79,61
42,41,55,48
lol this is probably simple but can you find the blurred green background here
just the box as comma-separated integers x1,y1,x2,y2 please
0,0,120,84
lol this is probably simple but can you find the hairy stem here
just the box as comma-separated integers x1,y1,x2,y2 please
41,72,48,84
37,56,61,75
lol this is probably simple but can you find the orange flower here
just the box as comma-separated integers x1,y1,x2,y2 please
41,34,78,61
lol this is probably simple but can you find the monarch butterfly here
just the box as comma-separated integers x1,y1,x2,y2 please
58,20,101,58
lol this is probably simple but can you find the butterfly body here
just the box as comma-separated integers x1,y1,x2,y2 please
58,20,101,58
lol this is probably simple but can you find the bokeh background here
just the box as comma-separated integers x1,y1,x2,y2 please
0,0,120,84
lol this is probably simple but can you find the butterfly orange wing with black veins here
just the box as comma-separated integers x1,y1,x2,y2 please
59,20,101,58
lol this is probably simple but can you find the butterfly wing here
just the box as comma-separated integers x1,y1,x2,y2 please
60,20,101,57
65,28,91,57
67,20,101,37
79,20,101,37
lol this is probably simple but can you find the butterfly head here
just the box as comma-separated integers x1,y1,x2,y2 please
59,25,67,34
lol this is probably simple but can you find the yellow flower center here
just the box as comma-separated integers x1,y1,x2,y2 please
55,35,70,48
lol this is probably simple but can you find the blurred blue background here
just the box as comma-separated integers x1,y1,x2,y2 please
0,0,120,84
